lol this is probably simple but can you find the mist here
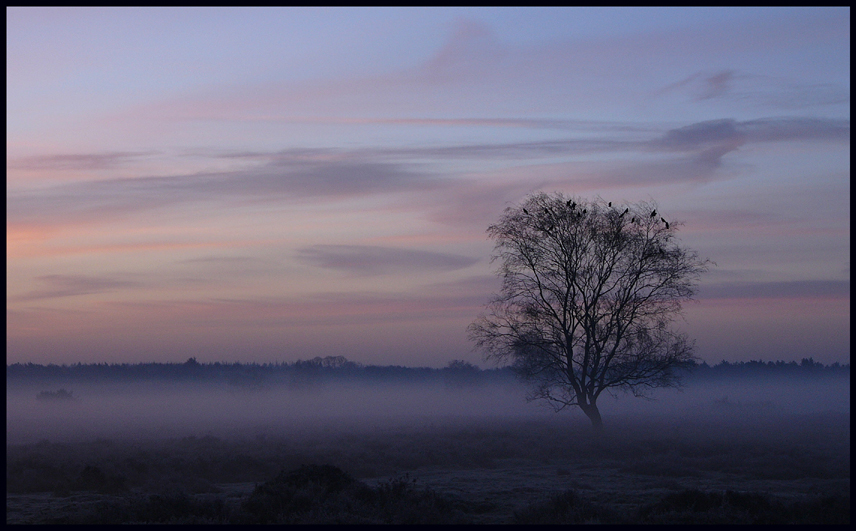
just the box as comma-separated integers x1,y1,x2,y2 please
7,370,849,445
7,363,849,524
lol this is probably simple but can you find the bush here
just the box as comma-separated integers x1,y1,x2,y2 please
76,465,127,494
638,489,850,524
36,389,76,401
513,490,613,524
240,464,472,524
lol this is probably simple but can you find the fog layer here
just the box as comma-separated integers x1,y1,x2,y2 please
6,374,849,445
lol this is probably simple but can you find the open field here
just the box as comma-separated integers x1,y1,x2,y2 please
6,375,850,524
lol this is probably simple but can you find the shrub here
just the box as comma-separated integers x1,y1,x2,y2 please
36,389,76,401
240,464,472,524
637,489,851,524
512,490,613,524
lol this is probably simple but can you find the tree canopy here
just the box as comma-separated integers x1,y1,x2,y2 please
469,192,711,428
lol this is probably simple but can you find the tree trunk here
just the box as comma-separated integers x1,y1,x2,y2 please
579,402,603,431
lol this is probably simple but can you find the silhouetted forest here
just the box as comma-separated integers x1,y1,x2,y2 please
6,356,849,386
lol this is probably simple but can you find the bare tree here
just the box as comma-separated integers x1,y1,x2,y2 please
469,192,710,429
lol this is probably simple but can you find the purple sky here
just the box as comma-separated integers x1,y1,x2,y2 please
7,7,850,367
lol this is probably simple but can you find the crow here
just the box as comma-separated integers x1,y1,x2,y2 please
608,202,612,207
650,210,657,218
523,208,529,215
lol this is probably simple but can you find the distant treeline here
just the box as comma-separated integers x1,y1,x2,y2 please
690,358,849,379
5,356,849,385
5,357,499,386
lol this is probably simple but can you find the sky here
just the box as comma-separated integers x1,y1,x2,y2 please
6,7,850,367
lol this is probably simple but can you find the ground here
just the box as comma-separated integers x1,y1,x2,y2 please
6,410,850,524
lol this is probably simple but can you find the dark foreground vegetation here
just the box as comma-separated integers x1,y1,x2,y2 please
8,464,848,525
7,411,849,524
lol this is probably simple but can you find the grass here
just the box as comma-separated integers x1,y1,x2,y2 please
6,412,850,524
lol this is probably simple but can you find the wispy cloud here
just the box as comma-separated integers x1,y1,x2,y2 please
77,287,489,330
207,287,489,327
656,69,850,109
110,12,848,126
296,245,479,276
9,116,847,231
653,117,849,168
15,274,142,301
6,159,434,227
658,117,849,150
7,233,266,259
8,151,157,171
698,280,850,300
